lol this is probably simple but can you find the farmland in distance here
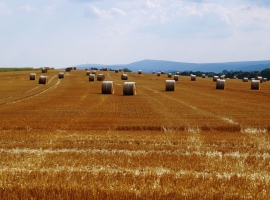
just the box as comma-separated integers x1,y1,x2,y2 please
0,69,270,199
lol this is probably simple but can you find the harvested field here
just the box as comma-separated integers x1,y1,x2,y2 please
0,70,270,199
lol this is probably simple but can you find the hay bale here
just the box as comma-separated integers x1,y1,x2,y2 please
233,76,237,79
85,68,88,70
65,67,72,72
86,71,91,76
263,78,267,82
89,74,95,82
174,75,179,81
121,74,128,80
168,73,172,78
251,80,260,90
191,75,196,81
42,68,47,73
119,68,122,72
201,74,206,78
176,72,180,75
213,76,219,82
220,75,225,80
161,71,165,74
152,71,156,74
73,67,76,70
115,69,119,73
251,78,255,81
102,81,114,94
157,72,161,76
97,74,105,81
166,80,175,91
91,70,96,74
216,79,225,90
58,72,64,79
256,76,263,83
123,82,136,95
29,73,36,80
242,77,248,82
39,76,48,85
138,70,142,74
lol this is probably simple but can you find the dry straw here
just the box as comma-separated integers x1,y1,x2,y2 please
121,74,128,80
243,77,248,82
213,76,219,82
86,71,91,76
97,74,105,81
89,74,95,82
161,71,165,74
174,75,179,81
157,72,161,76
58,72,64,79
138,70,142,74
216,79,225,90
166,80,175,91
91,70,96,74
119,68,122,72
73,67,76,70
39,76,48,85
102,81,114,94
251,80,260,90
233,76,238,79
66,67,72,72
191,74,196,81
123,82,136,95
152,71,156,74
115,69,119,73
29,73,36,80
263,78,267,82
176,72,180,75
201,74,206,78
168,73,172,78
220,75,225,80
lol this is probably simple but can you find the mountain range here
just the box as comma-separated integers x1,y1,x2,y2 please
73,59,270,73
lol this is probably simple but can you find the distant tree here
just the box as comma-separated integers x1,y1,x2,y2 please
123,68,132,72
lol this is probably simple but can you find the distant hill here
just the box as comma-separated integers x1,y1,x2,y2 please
73,59,270,73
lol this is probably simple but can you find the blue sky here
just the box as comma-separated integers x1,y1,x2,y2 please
1,0,270,68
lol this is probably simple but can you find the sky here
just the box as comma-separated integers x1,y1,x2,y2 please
1,0,270,68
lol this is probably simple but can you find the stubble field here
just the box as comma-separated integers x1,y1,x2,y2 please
0,69,270,199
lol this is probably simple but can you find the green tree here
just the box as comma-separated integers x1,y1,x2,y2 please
123,68,132,72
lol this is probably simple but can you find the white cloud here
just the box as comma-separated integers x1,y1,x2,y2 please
42,5,58,14
84,5,126,19
20,5,37,13
0,2,12,15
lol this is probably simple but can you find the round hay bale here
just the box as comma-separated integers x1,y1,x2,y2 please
176,72,180,75
65,67,72,72
42,68,47,73
73,67,76,70
233,76,237,79
152,71,155,74
263,78,267,82
174,75,179,81
138,70,142,74
157,72,161,76
251,80,260,90
39,76,48,85
242,77,248,82
220,75,225,80
201,74,206,78
168,73,172,78
115,69,119,73
58,72,64,79
86,71,91,76
97,74,105,81
121,74,128,80
216,79,225,90
256,76,263,83
91,70,96,74
119,68,122,72
166,80,175,91
89,74,95,82
213,76,219,82
102,81,114,94
123,82,136,95
29,73,36,80
85,68,88,70
161,71,165,74
191,75,196,81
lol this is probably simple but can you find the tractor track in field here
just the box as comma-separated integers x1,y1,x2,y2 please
140,85,239,127
0,76,60,105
